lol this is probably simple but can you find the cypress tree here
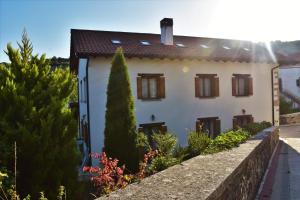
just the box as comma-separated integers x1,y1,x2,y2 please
104,47,139,172
0,31,79,199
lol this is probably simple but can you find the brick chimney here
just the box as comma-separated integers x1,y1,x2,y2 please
160,18,173,45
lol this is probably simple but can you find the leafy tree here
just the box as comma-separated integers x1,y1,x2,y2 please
103,47,139,172
0,31,79,199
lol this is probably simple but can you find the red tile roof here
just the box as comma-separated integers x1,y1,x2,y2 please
70,29,300,72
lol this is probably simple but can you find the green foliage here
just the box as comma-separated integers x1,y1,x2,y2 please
136,132,151,152
136,132,151,160
0,31,79,199
280,96,300,114
242,121,272,136
187,131,211,157
152,132,177,156
205,129,249,154
172,144,189,162
148,156,179,173
104,47,139,172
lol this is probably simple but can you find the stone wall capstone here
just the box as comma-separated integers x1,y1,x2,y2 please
98,127,279,200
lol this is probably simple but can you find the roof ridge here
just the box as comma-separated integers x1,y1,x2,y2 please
70,28,258,43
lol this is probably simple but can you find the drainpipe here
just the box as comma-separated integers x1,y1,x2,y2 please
271,64,280,125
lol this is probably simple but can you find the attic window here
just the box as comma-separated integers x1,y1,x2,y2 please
176,43,186,47
140,40,151,45
200,44,209,48
243,47,250,51
222,46,231,50
111,39,121,44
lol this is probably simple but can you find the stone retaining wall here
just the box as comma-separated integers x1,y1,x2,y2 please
98,127,279,200
280,112,300,125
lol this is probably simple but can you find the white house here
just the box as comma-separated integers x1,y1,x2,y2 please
70,18,283,165
279,65,300,108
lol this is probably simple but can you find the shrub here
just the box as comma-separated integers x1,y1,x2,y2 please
280,96,300,114
0,31,79,199
137,150,159,179
83,152,133,196
242,121,272,135
136,132,151,160
187,131,211,157
152,132,177,156
173,144,189,162
104,47,139,172
205,129,249,154
148,156,179,173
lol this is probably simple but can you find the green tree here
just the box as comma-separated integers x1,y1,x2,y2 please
0,31,79,199
103,47,139,172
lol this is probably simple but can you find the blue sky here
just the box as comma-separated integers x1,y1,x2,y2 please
1,0,300,62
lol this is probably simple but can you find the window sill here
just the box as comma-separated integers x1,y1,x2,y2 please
197,96,218,99
139,98,164,101
233,95,252,97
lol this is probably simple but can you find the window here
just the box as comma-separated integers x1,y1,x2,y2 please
232,74,253,96
137,74,165,100
176,43,186,47
195,74,219,98
296,77,300,87
233,115,254,129
138,122,167,147
111,39,121,44
140,40,151,45
196,117,220,138
80,77,87,102
222,45,231,50
200,44,209,48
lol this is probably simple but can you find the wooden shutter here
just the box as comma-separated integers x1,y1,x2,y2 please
232,118,237,130
248,77,253,96
160,125,167,133
137,77,142,99
196,121,201,132
232,77,237,96
195,77,200,97
159,77,165,98
212,77,219,97
214,119,221,138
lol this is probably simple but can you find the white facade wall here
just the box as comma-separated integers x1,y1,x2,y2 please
279,66,300,99
86,57,276,156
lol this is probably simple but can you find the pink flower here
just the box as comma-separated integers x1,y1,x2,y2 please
83,166,90,172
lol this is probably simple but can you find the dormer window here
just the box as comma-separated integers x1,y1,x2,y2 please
222,45,231,50
111,39,121,44
200,44,209,48
176,43,185,47
140,40,151,45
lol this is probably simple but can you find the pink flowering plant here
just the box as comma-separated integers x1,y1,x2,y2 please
83,152,133,195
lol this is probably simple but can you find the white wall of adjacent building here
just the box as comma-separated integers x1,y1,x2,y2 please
279,66,300,99
83,56,277,158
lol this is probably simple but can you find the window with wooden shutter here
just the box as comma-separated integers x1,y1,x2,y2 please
233,115,254,129
196,117,220,139
232,74,253,96
138,122,167,148
195,74,219,98
137,74,165,100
